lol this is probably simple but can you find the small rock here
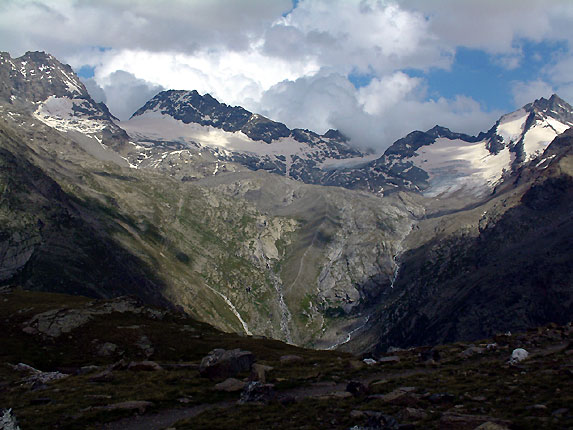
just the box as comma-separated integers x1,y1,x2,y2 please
528,404,547,410
135,335,154,357
420,349,440,362
89,369,114,383
278,394,296,405
200,349,255,380
377,387,416,402
400,407,428,421
377,356,400,363
14,363,68,385
214,378,246,392
279,354,303,364
350,410,366,418
321,391,352,399
96,342,118,357
177,397,193,404
239,381,276,404
459,346,485,359
440,412,511,430
0,408,21,430
127,361,163,372
346,380,369,396
251,363,273,383
509,348,529,364
111,359,129,370
363,358,377,365
428,392,455,404
370,379,388,387
474,422,510,430
552,408,569,417
78,365,100,375
29,397,52,405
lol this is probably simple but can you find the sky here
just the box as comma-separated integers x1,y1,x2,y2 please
1,0,573,152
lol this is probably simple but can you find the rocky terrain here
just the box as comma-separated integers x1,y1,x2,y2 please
0,50,572,357
0,287,571,430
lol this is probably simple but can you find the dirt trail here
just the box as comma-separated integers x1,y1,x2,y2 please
101,367,439,430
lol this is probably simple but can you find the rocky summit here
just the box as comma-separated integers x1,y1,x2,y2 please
0,50,572,429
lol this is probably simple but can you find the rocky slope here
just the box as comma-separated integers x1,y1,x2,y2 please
326,95,573,196
350,129,573,354
124,89,368,186
1,288,571,430
0,51,572,355
0,52,420,349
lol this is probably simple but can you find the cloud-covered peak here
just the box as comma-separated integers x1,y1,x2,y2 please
2,0,573,152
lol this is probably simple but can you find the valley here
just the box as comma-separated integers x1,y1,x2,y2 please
0,51,572,357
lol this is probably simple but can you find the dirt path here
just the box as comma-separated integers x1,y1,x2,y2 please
101,367,439,430
102,401,236,430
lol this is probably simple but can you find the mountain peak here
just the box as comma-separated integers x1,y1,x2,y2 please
525,93,572,114
0,50,89,103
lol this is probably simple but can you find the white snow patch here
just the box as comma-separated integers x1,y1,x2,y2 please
545,117,570,135
496,109,528,145
522,122,559,162
411,138,512,196
34,96,106,134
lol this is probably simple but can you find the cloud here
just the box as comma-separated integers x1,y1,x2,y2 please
82,71,164,120
1,0,572,150
257,72,500,151
266,0,453,74
0,0,292,57
511,80,554,107
402,0,573,53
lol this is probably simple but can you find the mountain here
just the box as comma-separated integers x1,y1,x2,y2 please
0,52,418,350
324,95,573,197
350,128,573,353
125,86,573,199
123,89,367,185
0,51,572,355
0,51,132,166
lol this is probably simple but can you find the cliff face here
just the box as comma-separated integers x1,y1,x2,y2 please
356,130,573,353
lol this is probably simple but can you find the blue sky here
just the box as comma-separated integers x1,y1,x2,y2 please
2,0,573,150
416,41,567,113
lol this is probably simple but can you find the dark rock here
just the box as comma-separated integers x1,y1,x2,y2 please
420,348,441,362
0,408,21,430
439,412,511,430
199,349,255,380
279,354,303,364
111,359,129,370
400,407,428,421
29,397,52,405
214,378,246,392
474,423,510,430
459,346,485,359
239,381,276,404
88,369,114,383
346,380,369,396
95,342,118,357
127,361,163,372
551,408,569,417
427,392,455,404
377,356,400,363
278,394,296,405
251,363,273,383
